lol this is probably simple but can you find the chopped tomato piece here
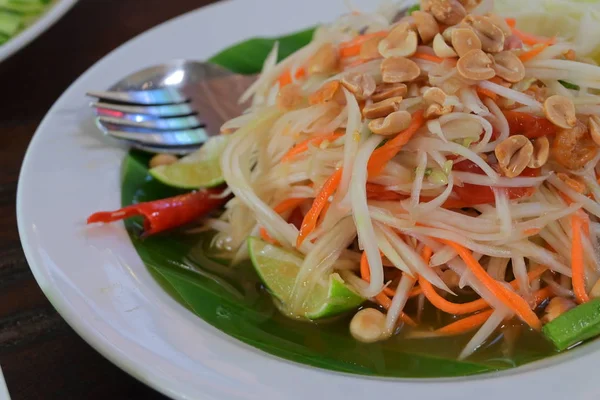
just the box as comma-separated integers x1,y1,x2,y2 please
503,111,557,139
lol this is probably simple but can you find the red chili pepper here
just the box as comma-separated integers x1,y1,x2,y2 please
503,111,557,139
452,160,540,206
87,188,228,235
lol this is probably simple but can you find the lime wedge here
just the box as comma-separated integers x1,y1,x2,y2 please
150,135,228,189
248,237,364,319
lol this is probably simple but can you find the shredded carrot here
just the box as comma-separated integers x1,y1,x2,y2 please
435,310,495,335
439,239,542,330
296,169,343,247
409,286,423,298
511,28,555,46
281,132,344,162
375,293,417,326
278,68,306,88
505,18,516,28
274,198,307,214
421,245,433,263
360,252,396,297
419,278,490,316
412,52,445,63
534,286,554,304
259,198,308,244
368,110,426,176
476,86,498,101
418,245,496,315
523,228,542,236
519,43,550,63
435,286,553,336
259,228,278,244
571,213,590,304
338,31,388,58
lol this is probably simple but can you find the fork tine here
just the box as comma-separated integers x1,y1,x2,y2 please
87,88,187,105
98,115,204,131
129,142,201,155
91,101,195,118
106,128,209,147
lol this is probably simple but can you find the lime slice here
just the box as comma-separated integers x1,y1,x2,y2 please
150,135,228,189
248,237,364,319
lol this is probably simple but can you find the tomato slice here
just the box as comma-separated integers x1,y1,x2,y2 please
503,111,557,139
452,160,540,206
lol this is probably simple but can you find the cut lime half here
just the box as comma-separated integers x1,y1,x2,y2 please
150,135,228,189
247,237,364,320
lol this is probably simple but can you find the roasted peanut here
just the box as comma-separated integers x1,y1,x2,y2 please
371,82,408,102
350,308,386,343
459,0,481,10
412,10,440,43
369,110,412,135
528,136,550,168
551,121,599,170
456,49,495,80
422,0,467,25
360,36,384,60
379,23,419,58
381,57,421,83
463,15,505,53
423,87,448,105
425,103,454,118
588,115,600,146
492,51,526,83
451,28,482,58
307,44,339,75
341,72,377,100
362,96,403,119
544,95,577,129
495,135,534,178
433,33,458,58
485,12,513,36
423,87,453,117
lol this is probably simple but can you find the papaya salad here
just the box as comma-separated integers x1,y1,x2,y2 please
89,0,600,360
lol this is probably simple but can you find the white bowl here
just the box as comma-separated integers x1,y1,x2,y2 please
0,0,78,63
17,1,600,399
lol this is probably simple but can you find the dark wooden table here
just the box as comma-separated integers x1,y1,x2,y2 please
0,1,218,398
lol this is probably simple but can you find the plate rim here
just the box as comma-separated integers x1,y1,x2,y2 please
0,0,79,64
16,1,600,399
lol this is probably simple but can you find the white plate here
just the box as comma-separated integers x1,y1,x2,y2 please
0,0,78,63
16,1,600,399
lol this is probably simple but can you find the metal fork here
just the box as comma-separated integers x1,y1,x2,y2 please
87,60,257,155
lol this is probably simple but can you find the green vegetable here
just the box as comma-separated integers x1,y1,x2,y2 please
428,169,449,185
443,160,454,175
0,0,51,43
0,11,21,36
149,135,227,189
542,298,600,350
559,80,581,91
209,28,315,74
248,237,364,319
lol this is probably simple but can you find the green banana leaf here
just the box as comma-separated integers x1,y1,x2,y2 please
119,29,555,378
